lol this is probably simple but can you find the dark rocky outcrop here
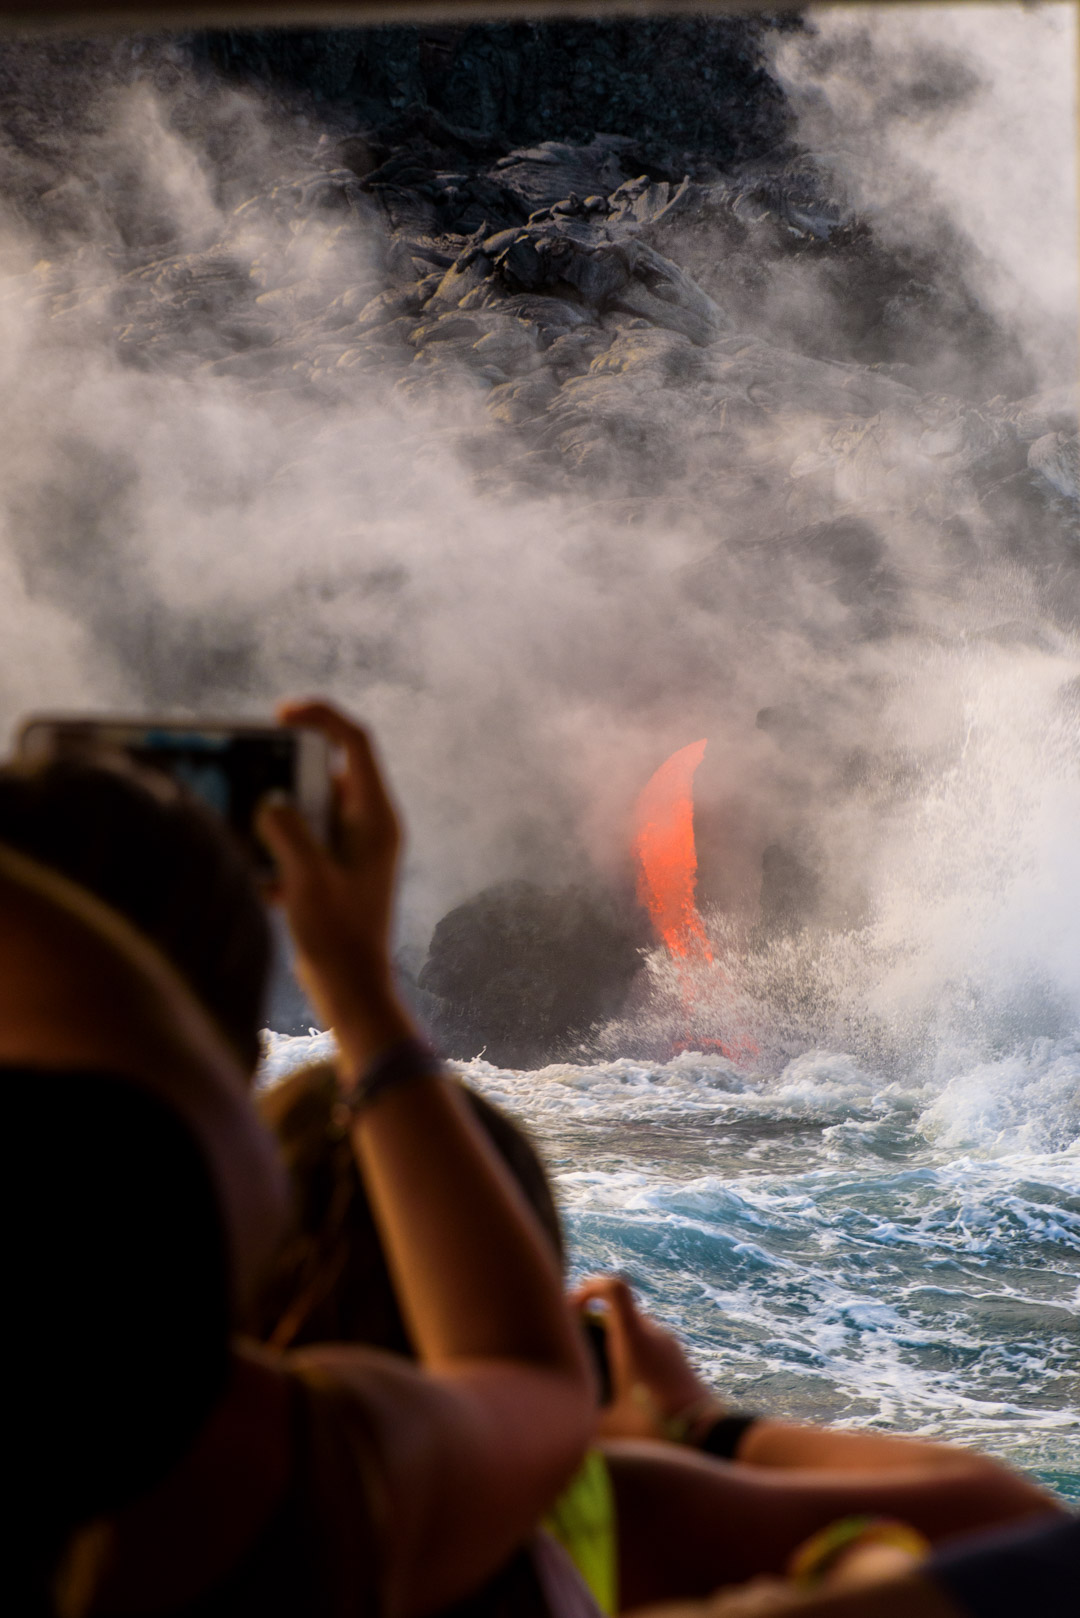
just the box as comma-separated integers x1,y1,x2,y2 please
2,28,1062,535
196,19,794,172
418,880,645,1068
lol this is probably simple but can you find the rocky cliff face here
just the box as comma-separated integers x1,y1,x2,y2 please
0,23,1076,1061
197,18,793,168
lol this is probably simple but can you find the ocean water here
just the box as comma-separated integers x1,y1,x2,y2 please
256,634,1080,1500
262,1026,1080,1503
258,644,1080,1503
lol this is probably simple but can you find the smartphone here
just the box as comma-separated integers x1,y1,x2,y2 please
16,715,332,879
582,1313,614,1407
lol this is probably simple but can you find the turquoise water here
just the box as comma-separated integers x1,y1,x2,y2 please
263,1034,1080,1501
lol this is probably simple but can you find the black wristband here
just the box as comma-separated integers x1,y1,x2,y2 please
697,1412,760,1460
338,1036,444,1116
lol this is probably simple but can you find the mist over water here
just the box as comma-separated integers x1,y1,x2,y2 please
1,7,1077,1486
0,7,1075,962
610,639,1080,1088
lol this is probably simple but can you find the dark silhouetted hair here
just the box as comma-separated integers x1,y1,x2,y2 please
250,1063,564,1354
0,755,271,1070
13,1069,229,1612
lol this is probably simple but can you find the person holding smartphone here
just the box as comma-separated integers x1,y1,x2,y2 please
10,699,596,1618
1,698,1057,1617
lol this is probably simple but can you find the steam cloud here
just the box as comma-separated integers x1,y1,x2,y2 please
0,9,1077,1075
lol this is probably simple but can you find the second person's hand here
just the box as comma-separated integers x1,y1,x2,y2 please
569,1274,724,1442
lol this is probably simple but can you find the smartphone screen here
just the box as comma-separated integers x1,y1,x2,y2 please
17,719,330,878
125,728,300,873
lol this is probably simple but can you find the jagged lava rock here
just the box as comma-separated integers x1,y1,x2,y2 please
418,880,645,1068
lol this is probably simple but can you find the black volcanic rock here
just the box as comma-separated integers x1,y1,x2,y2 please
196,19,795,171
418,880,645,1068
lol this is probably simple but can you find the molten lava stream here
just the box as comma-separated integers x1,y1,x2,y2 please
632,739,758,1064
633,739,713,962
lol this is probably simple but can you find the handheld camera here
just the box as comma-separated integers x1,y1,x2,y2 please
17,715,333,880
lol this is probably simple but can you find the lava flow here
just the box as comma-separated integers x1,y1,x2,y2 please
633,740,758,1064
632,739,713,962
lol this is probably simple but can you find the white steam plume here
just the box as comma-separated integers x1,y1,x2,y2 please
0,13,1075,1079
773,3,1078,383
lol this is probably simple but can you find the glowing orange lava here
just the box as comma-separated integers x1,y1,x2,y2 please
632,739,713,963
632,739,759,1065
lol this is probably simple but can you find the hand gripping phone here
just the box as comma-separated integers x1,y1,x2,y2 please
16,715,332,879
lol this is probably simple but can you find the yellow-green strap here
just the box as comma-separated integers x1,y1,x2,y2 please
542,1449,618,1615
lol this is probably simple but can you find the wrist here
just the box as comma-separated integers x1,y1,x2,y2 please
661,1393,727,1444
295,937,398,1015
321,990,419,1087
334,1035,445,1117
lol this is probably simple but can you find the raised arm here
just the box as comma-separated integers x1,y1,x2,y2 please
258,701,594,1618
574,1274,1051,1493
572,1276,1056,1608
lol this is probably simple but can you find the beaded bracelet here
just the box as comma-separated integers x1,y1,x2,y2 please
789,1516,930,1589
659,1398,760,1457
335,1035,444,1119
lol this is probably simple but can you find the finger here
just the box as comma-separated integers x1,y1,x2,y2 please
567,1278,606,1310
277,697,355,738
593,1278,649,1362
277,699,398,832
571,1275,639,1321
569,1274,632,1305
278,699,382,820
570,1277,647,1374
256,796,323,882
